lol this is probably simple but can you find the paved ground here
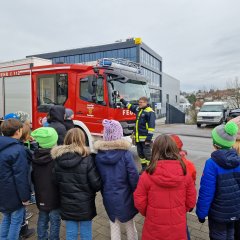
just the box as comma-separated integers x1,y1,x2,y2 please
1,124,213,239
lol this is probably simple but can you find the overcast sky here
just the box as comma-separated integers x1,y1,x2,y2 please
1,0,240,91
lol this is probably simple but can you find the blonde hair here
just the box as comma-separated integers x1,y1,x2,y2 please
233,140,240,155
20,123,31,142
64,128,89,157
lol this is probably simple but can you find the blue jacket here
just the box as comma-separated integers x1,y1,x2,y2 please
196,149,240,222
121,99,156,142
0,136,31,213
94,139,139,222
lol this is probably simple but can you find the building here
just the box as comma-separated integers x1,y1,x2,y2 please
28,38,180,116
161,73,180,115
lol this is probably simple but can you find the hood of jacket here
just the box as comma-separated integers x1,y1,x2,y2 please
94,139,131,165
0,136,20,152
211,149,240,169
32,148,52,165
51,144,86,168
148,160,186,188
49,105,65,123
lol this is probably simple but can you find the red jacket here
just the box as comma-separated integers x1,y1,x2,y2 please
180,151,197,183
134,160,196,240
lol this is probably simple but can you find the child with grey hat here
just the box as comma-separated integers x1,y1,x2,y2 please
64,108,74,131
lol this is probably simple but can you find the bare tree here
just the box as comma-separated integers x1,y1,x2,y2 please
226,77,240,108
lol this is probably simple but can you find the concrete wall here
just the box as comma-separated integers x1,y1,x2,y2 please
161,72,180,115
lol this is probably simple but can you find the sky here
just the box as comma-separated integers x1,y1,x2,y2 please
0,0,240,92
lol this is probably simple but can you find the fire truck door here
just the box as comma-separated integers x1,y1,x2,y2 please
76,75,108,134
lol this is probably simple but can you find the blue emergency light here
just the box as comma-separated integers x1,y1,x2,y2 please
98,59,112,67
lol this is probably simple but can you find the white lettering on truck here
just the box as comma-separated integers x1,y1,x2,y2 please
122,110,134,116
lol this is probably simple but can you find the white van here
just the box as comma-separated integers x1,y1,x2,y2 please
197,102,228,127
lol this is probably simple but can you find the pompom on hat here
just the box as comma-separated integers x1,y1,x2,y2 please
212,121,238,149
103,119,123,141
31,127,58,148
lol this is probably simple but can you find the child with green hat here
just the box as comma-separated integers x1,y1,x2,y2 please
31,127,61,240
196,121,240,239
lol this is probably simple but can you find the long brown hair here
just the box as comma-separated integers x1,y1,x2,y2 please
64,128,89,157
146,134,187,175
20,123,31,142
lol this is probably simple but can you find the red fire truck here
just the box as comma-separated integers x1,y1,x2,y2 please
0,57,150,150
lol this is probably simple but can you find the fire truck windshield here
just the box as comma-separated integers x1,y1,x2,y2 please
108,79,150,106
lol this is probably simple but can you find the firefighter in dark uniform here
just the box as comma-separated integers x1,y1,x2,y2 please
120,96,156,171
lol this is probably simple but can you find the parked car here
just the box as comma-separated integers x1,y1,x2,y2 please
196,102,228,127
226,108,240,122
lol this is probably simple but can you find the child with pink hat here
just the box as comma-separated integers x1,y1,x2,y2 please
94,119,139,240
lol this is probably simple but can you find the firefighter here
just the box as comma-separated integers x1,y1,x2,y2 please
120,96,156,172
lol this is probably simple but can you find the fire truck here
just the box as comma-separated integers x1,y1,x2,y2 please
0,57,151,150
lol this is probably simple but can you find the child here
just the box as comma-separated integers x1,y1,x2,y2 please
134,134,196,240
170,134,197,183
51,128,101,240
64,108,74,130
171,134,197,240
48,105,67,145
0,119,31,240
31,127,61,240
196,121,240,240
230,116,240,240
94,119,139,240
19,123,37,238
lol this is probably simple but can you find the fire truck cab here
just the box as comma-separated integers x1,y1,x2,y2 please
0,58,151,150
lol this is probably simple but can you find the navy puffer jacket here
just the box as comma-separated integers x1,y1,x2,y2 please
0,136,31,213
94,139,139,223
196,149,240,222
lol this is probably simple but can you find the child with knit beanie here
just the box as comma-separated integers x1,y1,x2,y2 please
64,108,75,131
94,119,139,240
229,116,240,240
31,127,61,240
196,121,240,240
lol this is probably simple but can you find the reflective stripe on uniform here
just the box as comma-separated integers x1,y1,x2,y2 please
144,107,154,113
148,128,155,133
140,158,150,165
135,109,143,142
139,136,147,142
127,103,132,109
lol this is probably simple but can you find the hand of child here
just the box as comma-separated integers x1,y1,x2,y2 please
145,141,151,145
22,201,30,206
198,218,205,223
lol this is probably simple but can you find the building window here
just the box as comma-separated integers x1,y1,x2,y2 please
150,89,161,103
142,67,160,88
140,49,161,71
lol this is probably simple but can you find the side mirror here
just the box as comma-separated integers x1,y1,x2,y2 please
112,90,120,98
